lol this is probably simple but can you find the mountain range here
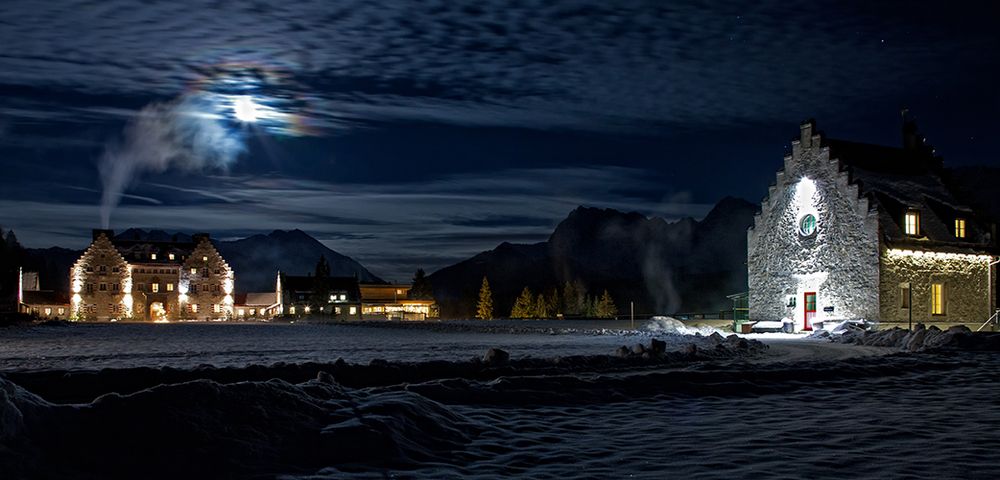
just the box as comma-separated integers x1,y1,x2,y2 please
427,197,758,318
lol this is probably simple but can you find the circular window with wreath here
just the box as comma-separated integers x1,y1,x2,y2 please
799,214,817,237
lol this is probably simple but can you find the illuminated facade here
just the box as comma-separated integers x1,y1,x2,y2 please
748,119,996,330
359,284,438,320
70,230,234,321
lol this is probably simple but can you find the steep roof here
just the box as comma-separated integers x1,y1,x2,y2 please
823,134,994,253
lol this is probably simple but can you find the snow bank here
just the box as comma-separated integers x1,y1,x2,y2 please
645,316,726,336
833,324,1000,352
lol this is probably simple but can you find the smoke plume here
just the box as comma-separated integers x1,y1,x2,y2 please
99,96,244,228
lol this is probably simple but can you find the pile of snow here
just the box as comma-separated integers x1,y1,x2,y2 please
834,323,1000,352
645,316,726,336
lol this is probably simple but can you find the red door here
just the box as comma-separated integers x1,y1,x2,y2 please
803,292,816,331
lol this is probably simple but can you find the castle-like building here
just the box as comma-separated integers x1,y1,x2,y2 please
70,229,234,321
748,118,997,331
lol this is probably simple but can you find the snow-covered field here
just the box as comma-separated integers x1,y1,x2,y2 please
3,320,999,479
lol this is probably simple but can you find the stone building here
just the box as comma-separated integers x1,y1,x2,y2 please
70,230,234,321
748,118,996,331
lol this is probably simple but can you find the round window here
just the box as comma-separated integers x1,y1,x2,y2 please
799,214,817,236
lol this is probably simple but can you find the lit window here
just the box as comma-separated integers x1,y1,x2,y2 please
904,210,920,236
151,283,159,293
202,256,208,262
250,308,256,315
190,268,197,275
213,304,220,313
191,304,199,313
955,218,966,239
349,306,357,315
151,253,157,260
289,306,296,314
396,289,403,295
304,306,311,314
900,283,910,309
167,283,174,292
44,307,51,316
339,294,346,301
335,307,342,315
931,283,945,315
238,309,245,316
58,308,65,315
169,253,175,260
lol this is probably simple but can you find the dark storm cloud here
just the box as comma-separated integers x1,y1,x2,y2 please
0,166,712,281
1,0,994,132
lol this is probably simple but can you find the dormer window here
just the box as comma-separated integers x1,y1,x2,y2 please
150,253,157,260
955,218,966,239
169,253,175,261
904,210,920,236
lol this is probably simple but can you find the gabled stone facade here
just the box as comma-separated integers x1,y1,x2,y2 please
749,119,996,330
70,230,234,322
748,122,880,329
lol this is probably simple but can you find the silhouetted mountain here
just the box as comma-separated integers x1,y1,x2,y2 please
216,230,383,291
18,229,382,294
428,197,757,318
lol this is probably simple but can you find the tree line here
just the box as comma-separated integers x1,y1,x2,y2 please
476,277,617,320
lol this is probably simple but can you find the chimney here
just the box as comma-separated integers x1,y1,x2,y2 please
901,108,922,150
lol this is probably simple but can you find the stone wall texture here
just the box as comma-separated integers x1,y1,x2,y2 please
748,124,880,328
879,250,992,323
70,233,130,321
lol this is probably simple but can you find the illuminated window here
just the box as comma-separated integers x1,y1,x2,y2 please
190,268,197,275
191,304,199,313
44,307,51,316
250,308,256,315
151,253,157,260
955,218,966,239
58,307,65,315
339,294,346,301
900,283,910,309
151,283,159,293
335,307,342,315
238,309,245,316
289,306,296,314
304,306,311,314
799,214,817,236
213,304,220,313
167,283,174,292
349,306,357,315
904,210,920,235
169,253,175,260
202,256,208,262
931,283,945,315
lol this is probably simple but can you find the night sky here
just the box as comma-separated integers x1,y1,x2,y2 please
1,0,997,281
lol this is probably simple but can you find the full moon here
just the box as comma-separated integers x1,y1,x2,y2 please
233,95,258,123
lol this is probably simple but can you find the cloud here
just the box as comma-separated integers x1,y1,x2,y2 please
0,166,716,281
0,0,994,133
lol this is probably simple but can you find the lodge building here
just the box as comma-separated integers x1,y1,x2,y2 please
68,229,234,321
748,118,997,331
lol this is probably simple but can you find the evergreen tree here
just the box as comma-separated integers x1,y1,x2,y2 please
310,255,332,312
476,276,494,320
510,286,535,318
409,268,433,300
595,289,617,318
532,291,549,318
583,294,598,318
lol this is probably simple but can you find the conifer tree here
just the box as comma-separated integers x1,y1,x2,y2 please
511,286,534,318
476,276,494,320
595,289,617,318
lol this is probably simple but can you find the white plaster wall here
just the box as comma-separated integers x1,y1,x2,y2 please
748,124,880,328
